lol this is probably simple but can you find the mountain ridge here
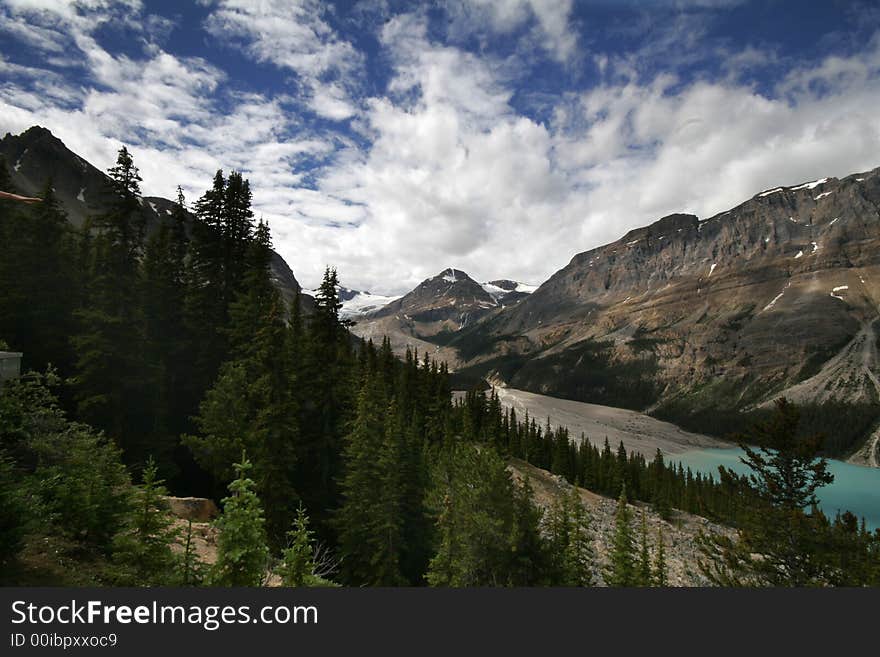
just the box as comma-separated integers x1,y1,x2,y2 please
1,125,306,309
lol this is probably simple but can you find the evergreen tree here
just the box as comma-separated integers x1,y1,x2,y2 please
0,370,133,567
185,220,299,545
605,487,638,586
698,399,839,586
637,510,651,586
112,458,179,585
210,455,269,587
277,504,334,587
73,146,150,461
545,487,595,586
0,182,78,375
178,520,205,586
426,442,547,586
654,525,668,587
298,266,353,528
335,376,406,585
141,187,190,472
185,170,227,395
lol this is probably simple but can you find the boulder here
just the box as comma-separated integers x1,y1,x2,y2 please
162,496,219,522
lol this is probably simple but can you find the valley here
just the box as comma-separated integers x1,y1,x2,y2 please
351,169,880,463
492,386,727,458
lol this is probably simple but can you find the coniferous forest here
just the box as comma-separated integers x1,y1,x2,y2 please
1,149,878,587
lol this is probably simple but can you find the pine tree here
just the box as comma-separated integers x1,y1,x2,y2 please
698,399,839,586
637,510,651,586
221,170,255,299
654,525,668,587
1,370,134,557
278,504,317,587
141,187,190,472
335,375,405,585
184,170,228,404
545,487,595,586
0,182,78,375
426,442,547,586
73,146,150,460
210,455,269,587
112,458,179,585
185,220,299,545
178,520,205,586
298,265,352,527
605,487,637,586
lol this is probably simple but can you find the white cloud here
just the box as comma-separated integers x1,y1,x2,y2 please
2,1,880,300
203,0,363,121
445,0,577,63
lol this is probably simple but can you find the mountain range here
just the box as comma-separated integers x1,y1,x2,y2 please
3,125,879,455
351,166,880,442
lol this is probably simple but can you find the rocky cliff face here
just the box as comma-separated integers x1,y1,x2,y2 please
1,126,305,307
453,170,880,413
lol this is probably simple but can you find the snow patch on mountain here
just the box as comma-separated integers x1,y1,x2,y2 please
481,280,538,302
13,149,26,172
792,178,829,191
442,268,460,283
303,287,401,318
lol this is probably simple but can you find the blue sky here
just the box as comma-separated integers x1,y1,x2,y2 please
2,0,880,293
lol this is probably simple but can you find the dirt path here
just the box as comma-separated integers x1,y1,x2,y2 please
494,386,728,459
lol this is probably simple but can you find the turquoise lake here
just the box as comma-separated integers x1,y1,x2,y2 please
672,448,880,531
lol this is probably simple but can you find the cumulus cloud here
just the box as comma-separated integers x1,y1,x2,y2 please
1,1,880,298
299,22,880,293
444,0,578,64
203,0,363,120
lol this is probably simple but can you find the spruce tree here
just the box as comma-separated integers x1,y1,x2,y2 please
178,520,205,586
210,455,269,587
298,265,352,526
654,525,668,587
278,504,317,587
184,170,228,404
185,220,299,545
545,487,595,586
0,182,78,375
141,188,190,472
73,146,150,461
112,458,179,585
426,442,547,586
698,399,839,586
605,487,637,586
637,510,651,586
335,374,405,585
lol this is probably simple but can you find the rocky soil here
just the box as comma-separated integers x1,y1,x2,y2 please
509,459,734,587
